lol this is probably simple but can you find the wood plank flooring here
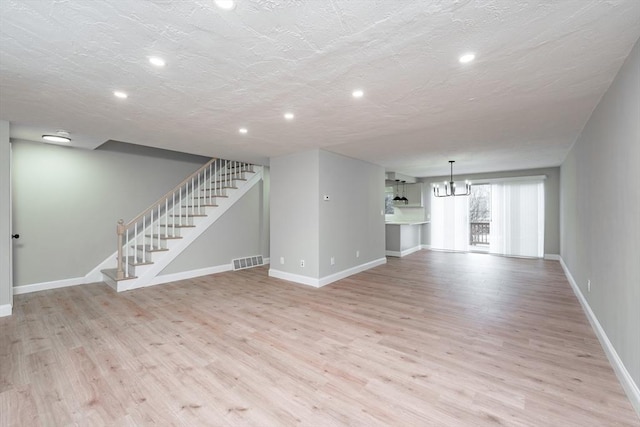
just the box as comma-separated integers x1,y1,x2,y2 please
1,251,638,426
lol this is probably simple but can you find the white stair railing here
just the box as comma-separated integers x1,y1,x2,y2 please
114,158,255,280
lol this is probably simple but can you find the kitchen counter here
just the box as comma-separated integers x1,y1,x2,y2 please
385,222,429,257
385,221,429,225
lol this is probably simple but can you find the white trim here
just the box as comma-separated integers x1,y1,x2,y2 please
543,253,560,261
85,252,117,283
318,257,387,287
420,244,431,250
0,304,12,317
13,276,85,295
560,257,640,416
386,246,422,258
144,264,233,289
269,257,387,288
268,269,320,287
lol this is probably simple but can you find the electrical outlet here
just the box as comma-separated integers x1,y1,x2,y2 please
280,257,285,265
330,256,335,265
356,250,360,258
588,279,591,292
300,259,305,268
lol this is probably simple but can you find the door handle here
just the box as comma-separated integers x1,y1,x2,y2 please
11,234,19,239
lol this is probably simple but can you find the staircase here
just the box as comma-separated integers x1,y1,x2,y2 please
101,159,262,292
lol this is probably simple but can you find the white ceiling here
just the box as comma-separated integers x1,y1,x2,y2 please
1,0,639,177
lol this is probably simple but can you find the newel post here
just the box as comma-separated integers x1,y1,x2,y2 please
116,219,125,279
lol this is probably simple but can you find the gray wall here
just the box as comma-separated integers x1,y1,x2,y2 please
318,150,385,277
161,181,269,274
561,39,639,386
0,121,11,312
11,140,209,286
270,149,385,281
419,167,560,256
270,150,320,278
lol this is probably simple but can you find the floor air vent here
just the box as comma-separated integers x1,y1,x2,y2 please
232,255,264,271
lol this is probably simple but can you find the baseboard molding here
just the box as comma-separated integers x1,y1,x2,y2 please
145,264,233,288
317,257,387,287
385,246,422,258
560,257,640,416
420,244,431,250
269,257,386,288
0,304,12,317
13,276,86,295
544,253,560,260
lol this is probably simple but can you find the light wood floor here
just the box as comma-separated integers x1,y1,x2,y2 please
1,251,638,426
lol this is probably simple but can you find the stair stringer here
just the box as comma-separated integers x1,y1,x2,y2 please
114,166,263,292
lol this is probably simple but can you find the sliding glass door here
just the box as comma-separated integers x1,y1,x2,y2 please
431,177,545,258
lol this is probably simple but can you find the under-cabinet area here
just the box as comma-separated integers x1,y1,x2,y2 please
385,222,428,257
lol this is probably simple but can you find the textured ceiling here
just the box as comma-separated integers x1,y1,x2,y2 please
1,0,639,177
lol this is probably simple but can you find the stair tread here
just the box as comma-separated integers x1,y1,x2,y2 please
158,224,196,228
196,194,227,198
202,186,237,190
101,268,137,281
170,214,207,217
132,245,169,252
145,234,182,239
185,205,218,208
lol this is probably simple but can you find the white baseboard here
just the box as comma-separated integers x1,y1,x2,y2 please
544,253,560,260
386,246,422,258
269,257,387,288
13,276,86,295
560,257,640,416
0,304,12,317
144,264,233,288
420,244,431,250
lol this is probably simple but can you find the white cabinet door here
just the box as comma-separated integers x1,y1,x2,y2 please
404,183,423,207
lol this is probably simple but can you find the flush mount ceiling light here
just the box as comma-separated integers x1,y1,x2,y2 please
352,89,364,98
433,161,471,197
113,90,128,99
42,130,71,143
214,0,236,10
459,53,476,63
148,56,166,67
284,112,294,120
239,128,248,134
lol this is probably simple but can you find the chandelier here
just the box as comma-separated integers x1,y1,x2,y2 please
433,160,471,197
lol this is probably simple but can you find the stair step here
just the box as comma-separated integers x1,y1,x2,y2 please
132,245,169,252
158,224,196,228
195,194,227,199
213,178,247,182
102,268,137,282
170,214,207,218
202,186,237,191
122,256,153,267
185,204,218,208
145,234,182,240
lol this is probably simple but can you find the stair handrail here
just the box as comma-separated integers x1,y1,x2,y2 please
114,157,254,280
123,158,218,229
116,157,218,279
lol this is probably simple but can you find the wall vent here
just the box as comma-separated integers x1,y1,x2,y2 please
232,255,264,271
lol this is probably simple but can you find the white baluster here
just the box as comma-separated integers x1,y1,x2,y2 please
142,216,146,263
125,228,129,277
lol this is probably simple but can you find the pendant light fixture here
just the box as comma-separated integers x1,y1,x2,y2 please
393,180,402,201
433,160,471,197
400,181,409,204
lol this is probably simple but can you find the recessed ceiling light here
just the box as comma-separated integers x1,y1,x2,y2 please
148,56,166,67
284,112,294,120
352,89,364,98
459,53,476,63
239,128,248,134
114,91,128,99
214,0,236,10
42,131,71,143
